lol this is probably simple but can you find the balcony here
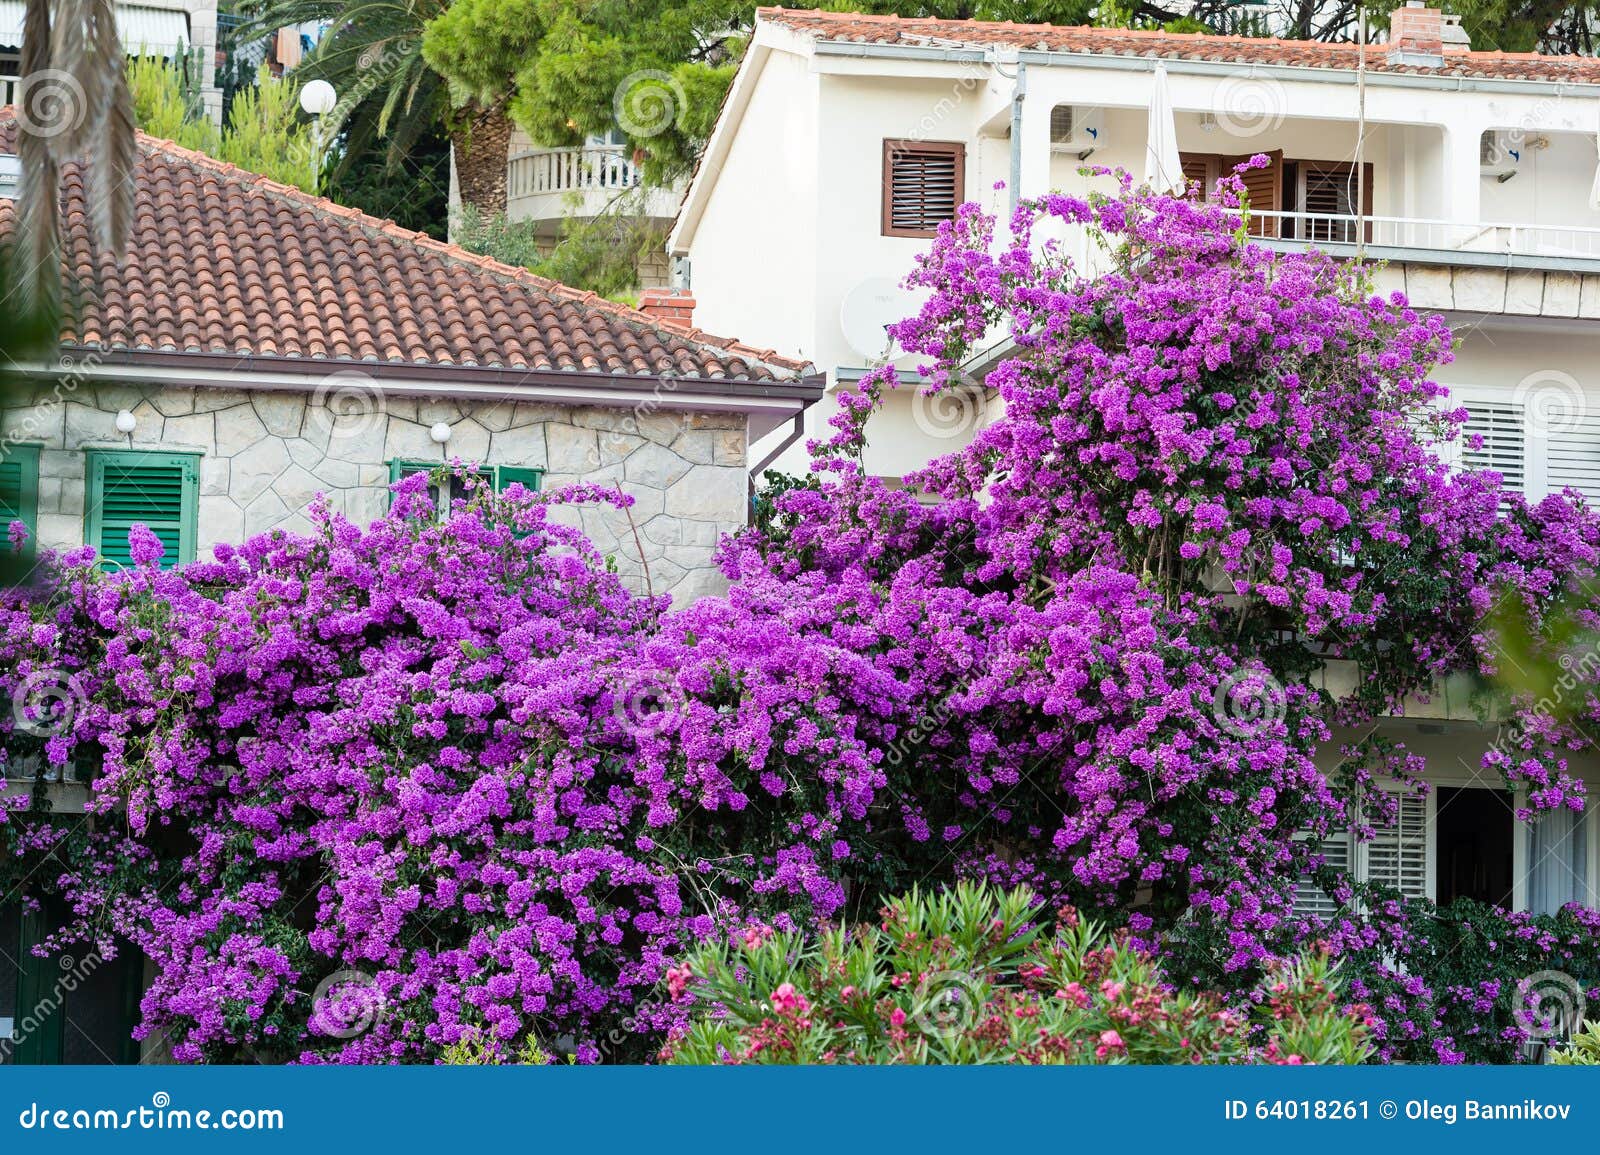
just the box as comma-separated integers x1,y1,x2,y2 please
505,145,685,233
1251,211,1600,271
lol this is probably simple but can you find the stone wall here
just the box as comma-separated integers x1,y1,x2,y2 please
1,380,749,603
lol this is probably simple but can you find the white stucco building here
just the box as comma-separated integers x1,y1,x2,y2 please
671,5,1600,918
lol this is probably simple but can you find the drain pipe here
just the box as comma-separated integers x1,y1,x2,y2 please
989,47,1025,214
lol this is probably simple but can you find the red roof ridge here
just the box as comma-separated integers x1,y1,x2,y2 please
133,129,813,378
757,6,1600,72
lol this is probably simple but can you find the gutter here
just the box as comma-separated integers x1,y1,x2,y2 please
809,37,1600,98
13,349,826,430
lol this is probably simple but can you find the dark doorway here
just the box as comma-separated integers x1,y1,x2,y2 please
1435,786,1515,910
1,902,144,1065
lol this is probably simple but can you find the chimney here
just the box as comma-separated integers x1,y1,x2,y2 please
1388,2,1445,67
637,287,696,327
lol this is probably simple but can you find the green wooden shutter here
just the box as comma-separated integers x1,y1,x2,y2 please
494,466,543,493
13,904,66,1064
0,444,41,544
85,451,199,570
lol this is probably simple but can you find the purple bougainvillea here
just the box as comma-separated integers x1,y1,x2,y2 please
3,164,1597,1063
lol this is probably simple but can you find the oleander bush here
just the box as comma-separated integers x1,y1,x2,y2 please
4,164,1600,1064
1550,1021,1600,1064
660,882,1374,1065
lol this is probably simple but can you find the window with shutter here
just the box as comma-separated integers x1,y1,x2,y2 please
1286,160,1374,243
494,466,544,493
84,450,198,570
1365,790,1430,901
1293,829,1353,920
882,140,965,238
1547,415,1600,504
1179,152,1220,200
388,462,543,513
1225,150,1282,237
0,444,40,547
1461,402,1526,498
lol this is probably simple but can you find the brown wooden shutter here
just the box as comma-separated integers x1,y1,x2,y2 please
1295,160,1375,243
1180,152,1220,199
1223,149,1282,236
882,140,966,238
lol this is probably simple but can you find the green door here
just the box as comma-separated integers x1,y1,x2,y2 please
3,902,143,1065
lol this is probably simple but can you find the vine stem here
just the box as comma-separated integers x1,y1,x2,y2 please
616,482,655,601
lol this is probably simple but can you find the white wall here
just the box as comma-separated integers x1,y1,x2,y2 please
1481,129,1600,229
685,35,1600,481
687,48,820,369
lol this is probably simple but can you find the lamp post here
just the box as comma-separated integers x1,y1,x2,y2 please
299,79,337,193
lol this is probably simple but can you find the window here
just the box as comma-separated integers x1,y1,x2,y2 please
84,450,198,569
0,444,40,548
388,462,544,513
1367,788,1431,901
1293,788,1432,918
882,140,965,238
1460,400,1526,501
1547,414,1600,504
1283,160,1374,244
1527,806,1594,915
1292,829,1353,920
1177,149,1282,235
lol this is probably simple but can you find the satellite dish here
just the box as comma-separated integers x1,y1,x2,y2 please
839,277,924,362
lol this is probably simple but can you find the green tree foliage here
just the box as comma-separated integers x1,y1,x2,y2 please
453,200,667,301
128,59,319,191
420,2,1103,187
238,0,452,170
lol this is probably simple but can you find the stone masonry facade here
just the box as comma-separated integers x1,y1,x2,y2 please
2,380,750,604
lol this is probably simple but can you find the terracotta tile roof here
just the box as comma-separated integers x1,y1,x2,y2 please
0,115,812,383
759,7,1600,84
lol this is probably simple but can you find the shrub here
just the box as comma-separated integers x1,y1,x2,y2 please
1550,1021,1600,1064
660,883,1373,1065
0,474,899,1062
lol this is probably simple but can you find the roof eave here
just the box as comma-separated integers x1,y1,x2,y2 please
801,33,1600,96
30,345,826,409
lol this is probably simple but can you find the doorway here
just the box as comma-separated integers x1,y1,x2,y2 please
1434,786,1515,909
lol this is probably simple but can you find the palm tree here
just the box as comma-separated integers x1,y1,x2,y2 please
10,0,137,315
237,0,513,217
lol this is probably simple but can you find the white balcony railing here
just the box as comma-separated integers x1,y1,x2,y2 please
507,145,641,199
1251,210,1600,261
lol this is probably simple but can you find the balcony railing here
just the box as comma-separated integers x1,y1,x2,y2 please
1251,210,1600,261
507,145,641,199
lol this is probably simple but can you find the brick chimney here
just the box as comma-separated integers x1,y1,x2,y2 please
637,287,696,326
1388,2,1444,67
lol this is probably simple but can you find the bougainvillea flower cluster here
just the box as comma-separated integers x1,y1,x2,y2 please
3,162,1597,1063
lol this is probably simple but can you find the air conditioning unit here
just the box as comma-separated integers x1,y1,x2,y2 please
1479,130,1519,176
1050,105,1105,158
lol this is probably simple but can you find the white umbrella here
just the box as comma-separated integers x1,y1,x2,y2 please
1144,62,1184,195
1590,99,1600,211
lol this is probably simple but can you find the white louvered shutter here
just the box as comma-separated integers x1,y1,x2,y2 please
1364,791,1430,900
1547,415,1600,505
1461,402,1525,501
1293,830,1352,920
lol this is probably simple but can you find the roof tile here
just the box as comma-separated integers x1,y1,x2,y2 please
759,6,1600,83
0,116,812,383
